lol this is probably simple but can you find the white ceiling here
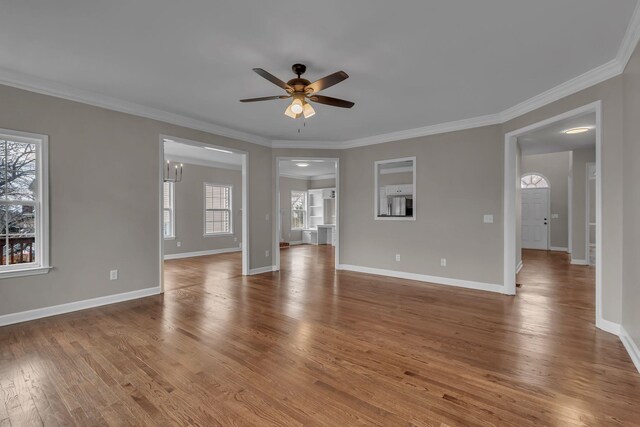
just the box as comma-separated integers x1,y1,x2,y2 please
279,160,337,179
164,139,242,169
518,113,596,156
0,1,638,145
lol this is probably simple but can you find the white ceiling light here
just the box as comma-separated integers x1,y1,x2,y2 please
204,146,233,154
290,98,304,115
296,162,310,167
563,127,591,134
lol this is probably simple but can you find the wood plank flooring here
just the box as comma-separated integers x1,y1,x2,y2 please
1,246,639,426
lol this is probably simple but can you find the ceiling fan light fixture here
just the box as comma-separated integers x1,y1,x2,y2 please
290,97,304,115
303,102,316,118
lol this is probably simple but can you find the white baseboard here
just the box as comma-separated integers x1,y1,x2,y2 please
570,258,588,265
597,317,621,335
336,264,505,294
516,261,524,274
620,326,640,374
289,241,304,246
164,247,241,260
549,246,569,252
0,286,161,327
249,265,277,275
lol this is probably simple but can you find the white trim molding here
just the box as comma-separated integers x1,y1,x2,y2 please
336,264,505,294
570,259,588,266
597,318,621,336
0,67,271,147
0,286,161,327
516,261,524,274
248,265,277,275
549,247,569,252
620,326,640,374
163,247,241,260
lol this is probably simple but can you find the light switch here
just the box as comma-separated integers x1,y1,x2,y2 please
551,214,559,219
483,215,494,224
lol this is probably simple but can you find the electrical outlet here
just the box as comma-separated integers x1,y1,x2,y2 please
177,241,181,247
483,215,494,224
440,258,447,267
395,254,401,261
265,250,270,257
110,269,118,280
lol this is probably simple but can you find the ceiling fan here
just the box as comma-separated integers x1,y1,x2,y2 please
240,63,354,119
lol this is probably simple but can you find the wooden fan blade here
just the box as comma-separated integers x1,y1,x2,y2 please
240,95,290,102
305,71,349,94
308,95,354,108
253,68,293,91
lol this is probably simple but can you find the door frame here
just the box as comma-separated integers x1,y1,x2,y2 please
520,183,551,251
503,101,603,329
158,135,250,293
274,157,340,271
585,162,596,266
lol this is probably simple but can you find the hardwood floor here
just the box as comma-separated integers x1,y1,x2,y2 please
1,246,639,426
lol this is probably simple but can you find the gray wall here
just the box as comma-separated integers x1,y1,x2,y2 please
308,178,336,189
279,176,309,243
622,41,640,356
571,148,596,262
0,84,273,317
164,163,242,256
522,151,571,249
341,126,504,285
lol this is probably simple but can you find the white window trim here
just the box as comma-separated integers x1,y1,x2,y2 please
291,190,307,231
203,183,233,236
163,181,175,239
0,128,51,279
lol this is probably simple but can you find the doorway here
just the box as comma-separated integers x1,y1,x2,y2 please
274,157,339,271
158,135,249,292
504,101,603,329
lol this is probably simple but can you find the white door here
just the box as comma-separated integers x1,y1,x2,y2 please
522,188,549,250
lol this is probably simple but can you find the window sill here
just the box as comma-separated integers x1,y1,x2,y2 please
164,236,176,240
0,266,52,280
203,233,234,238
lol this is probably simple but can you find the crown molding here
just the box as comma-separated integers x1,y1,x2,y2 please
164,154,241,171
0,67,271,147
498,59,623,123
1,1,639,151
617,0,640,71
279,172,335,181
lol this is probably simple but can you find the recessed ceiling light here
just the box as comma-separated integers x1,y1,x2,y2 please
564,127,591,134
296,162,310,167
204,146,233,154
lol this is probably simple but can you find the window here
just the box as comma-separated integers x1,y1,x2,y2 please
0,129,49,277
521,174,549,189
204,184,232,235
291,190,307,230
163,181,175,239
